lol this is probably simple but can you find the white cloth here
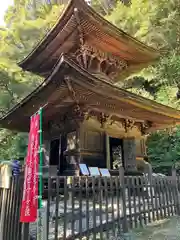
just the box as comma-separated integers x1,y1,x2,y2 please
0,162,12,189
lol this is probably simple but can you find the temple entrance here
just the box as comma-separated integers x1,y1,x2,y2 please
59,135,67,174
50,139,60,166
109,137,124,169
49,136,67,174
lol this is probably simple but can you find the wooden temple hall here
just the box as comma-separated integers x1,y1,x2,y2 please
1,0,180,176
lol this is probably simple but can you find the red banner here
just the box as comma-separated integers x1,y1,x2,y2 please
20,114,40,223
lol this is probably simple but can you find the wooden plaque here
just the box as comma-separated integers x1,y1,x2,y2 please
79,164,89,176
89,167,100,176
99,168,111,177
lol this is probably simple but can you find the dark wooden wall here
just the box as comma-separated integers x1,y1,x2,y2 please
46,123,144,174
135,138,146,157
123,138,137,172
80,128,106,167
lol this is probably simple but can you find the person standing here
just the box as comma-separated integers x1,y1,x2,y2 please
12,160,21,176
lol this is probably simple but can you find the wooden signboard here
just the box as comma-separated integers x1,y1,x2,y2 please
79,164,89,176
99,168,111,177
89,167,100,176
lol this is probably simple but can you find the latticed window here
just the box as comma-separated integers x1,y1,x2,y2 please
112,145,123,169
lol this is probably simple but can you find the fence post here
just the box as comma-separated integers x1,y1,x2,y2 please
172,168,180,215
0,163,12,240
0,188,8,239
119,167,128,232
22,223,30,240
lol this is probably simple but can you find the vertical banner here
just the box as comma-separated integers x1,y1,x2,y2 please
20,113,40,223
37,108,45,240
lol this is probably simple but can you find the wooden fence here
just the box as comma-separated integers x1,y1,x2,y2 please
1,174,180,240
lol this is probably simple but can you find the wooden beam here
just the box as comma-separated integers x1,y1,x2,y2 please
105,133,111,169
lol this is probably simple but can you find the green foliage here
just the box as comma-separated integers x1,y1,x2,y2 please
147,127,180,172
106,0,180,106
0,130,28,159
0,0,64,160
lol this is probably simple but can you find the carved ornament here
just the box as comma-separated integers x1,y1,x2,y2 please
47,104,91,134
99,113,109,128
73,104,90,121
64,76,78,104
122,119,136,133
140,121,152,135
73,43,128,81
96,113,115,128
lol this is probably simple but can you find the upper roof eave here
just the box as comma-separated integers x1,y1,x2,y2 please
18,0,160,72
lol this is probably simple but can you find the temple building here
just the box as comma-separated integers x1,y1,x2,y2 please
1,0,180,175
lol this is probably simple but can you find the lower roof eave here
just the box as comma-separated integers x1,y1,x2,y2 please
1,55,180,132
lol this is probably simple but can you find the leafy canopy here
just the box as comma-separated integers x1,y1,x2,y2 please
0,0,64,159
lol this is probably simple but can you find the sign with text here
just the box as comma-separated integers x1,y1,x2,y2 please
99,168,111,177
79,164,89,175
20,114,40,222
89,167,100,176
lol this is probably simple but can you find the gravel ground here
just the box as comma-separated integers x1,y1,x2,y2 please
30,214,180,239
29,195,178,239
126,216,180,240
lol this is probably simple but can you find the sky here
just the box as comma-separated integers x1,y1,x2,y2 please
0,0,14,25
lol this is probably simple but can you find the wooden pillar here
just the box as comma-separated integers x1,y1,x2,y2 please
105,133,111,169
75,127,81,165
123,137,137,172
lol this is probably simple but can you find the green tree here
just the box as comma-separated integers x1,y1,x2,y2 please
0,0,64,159
147,127,180,173
104,0,180,106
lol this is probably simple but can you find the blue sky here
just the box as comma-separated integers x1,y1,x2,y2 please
0,0,14,25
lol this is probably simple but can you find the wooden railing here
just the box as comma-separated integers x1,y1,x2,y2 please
1,174,180,240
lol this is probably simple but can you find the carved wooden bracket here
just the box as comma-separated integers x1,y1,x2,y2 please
72,43,128,82
122,119,135,133
47,104,90,134
96,113,115,128
98,113,108,128
139,121,152,135
64,76,79,104
73,104,90,121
